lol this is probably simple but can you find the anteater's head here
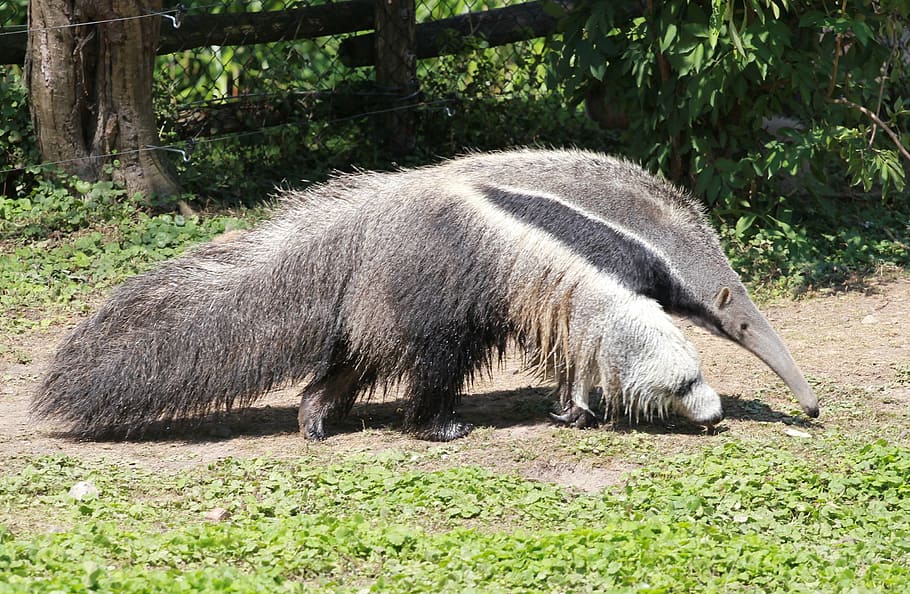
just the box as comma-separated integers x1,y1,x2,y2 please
695,284,819,419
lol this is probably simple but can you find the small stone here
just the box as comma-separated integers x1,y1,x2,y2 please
784,428,812,439
204,507,231,522
861,315,878,325
68,481,99,500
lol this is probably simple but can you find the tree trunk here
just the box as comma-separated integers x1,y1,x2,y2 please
26,0,181,200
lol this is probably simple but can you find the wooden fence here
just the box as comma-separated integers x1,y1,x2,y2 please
0,1,568,67
0,0,571,152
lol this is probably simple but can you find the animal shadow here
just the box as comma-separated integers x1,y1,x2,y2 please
719,394,815,426
45,385,560,442
47,389,811,443
548,393,815,437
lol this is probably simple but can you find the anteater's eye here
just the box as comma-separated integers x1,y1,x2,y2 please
740,322,749,332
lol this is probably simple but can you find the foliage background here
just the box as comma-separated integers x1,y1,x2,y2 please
551,0,910,286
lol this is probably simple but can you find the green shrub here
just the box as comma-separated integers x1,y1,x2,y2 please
0,66,39,197
550,0,909,228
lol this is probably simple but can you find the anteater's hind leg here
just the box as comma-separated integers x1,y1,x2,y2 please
298,365,361,441
407,387,474,442
401,320,508,441
405,361,474,442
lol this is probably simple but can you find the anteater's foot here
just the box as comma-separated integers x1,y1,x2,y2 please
299,403,328,441
550,405,599,429
297,366,361,441
413,418,474,442
301,417,328,441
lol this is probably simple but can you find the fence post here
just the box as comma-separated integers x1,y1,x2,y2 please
374,0,417,155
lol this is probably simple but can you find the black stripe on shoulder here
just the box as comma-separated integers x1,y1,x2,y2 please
481,184,704,318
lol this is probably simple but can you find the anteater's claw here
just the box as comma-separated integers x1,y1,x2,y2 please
550,405,598,429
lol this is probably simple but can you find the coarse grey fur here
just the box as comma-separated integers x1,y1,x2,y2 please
446,151,818,424
33,148,816,441
543,271,722,428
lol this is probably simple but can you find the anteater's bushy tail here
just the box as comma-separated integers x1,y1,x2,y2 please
32,200,356,438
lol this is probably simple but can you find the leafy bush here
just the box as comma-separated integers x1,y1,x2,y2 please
550,0,910,235
723,202,910,296
169,41,616,205
418,37,617,155
0,66,39,197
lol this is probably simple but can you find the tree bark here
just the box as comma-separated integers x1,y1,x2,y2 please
26,0,181,200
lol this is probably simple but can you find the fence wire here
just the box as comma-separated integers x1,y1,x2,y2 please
2,0,603,200
155,0,551,107
154,0,555,134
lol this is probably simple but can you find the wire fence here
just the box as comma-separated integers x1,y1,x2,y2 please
1,0,606,201
152,0,557,140
152,0,552,110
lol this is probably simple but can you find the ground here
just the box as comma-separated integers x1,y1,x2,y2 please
2,275,908,492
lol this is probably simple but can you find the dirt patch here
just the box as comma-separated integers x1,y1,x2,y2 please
2,276,909,489
521,459,635,493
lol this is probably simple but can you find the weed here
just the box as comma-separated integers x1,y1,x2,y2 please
1,440,909,592
0,177,259,333
893,364,910,386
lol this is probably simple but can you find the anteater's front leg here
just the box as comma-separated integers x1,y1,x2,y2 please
550,403,599,429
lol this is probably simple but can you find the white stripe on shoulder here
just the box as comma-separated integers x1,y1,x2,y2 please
483,182,683,277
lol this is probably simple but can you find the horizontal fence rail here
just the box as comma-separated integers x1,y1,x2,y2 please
0,0,571,65
2,0,596,186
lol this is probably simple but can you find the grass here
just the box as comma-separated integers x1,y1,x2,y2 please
1,438,909,592
0,179,261,334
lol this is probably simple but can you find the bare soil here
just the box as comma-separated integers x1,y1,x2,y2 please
2,276,909,492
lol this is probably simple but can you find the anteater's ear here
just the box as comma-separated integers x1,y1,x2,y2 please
713,287,732,309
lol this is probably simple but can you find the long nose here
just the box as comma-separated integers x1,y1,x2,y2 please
738,316,819,417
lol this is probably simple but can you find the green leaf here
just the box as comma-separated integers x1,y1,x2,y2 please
769,0,781,19
708,0,727,49
735,214,757,237
852,20,874,45
728,16,745,56
660,23,678,52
